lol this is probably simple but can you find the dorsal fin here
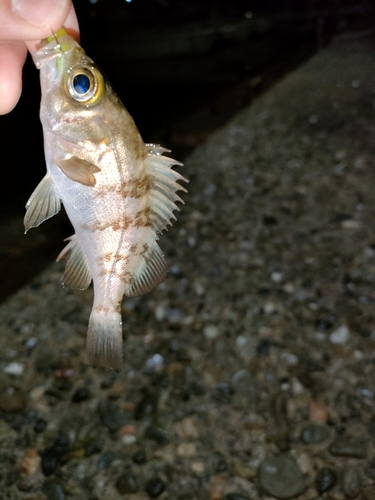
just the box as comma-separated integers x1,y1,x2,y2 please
145,144,188,234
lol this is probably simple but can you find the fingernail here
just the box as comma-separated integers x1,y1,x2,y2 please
11,0,66,27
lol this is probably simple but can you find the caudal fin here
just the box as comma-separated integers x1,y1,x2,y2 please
86,311,123,371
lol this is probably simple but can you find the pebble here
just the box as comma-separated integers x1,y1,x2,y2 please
134,389,159,420
40,434,69,476
116,470,139,494
71,387,90,403
18,448,40,475
342,466,362,498
330,325,350,344
34,418,47,433
99,402,129,431
203,324,220,339
209,475,228,500
132,449,147,464
175,416,200,439
212,383,234,402
216,456,228,472
3,362,24,375
0,386,26,412
191,461,205,475
144,425,169,444
315,467,338,493
97,451,117,470
259,454,307,498
329,436,367,458
42,479,65,500
177,442,196,457
145,477,166,498
301,424,331,444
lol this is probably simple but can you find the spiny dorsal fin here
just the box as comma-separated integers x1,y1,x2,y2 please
145,144,188,235
56,157,100,187
125,239,167,297
56,235,92,290
24,174,61,233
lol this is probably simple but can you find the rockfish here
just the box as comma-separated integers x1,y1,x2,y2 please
25,29,187,370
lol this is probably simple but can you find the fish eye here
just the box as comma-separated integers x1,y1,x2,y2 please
65,65,105,105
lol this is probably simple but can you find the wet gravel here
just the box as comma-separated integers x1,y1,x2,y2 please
1,33,375,499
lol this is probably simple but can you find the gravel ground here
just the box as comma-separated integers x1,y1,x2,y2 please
1,34,375,500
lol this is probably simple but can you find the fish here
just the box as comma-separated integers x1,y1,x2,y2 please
25,28,187,371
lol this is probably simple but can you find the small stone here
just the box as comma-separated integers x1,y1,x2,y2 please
34,418,47,433
212,383,234,402
330,325,349,344
145,353,165,374
188,381,206,396
84,437,104,456
134,389,159,420
177,443,196,457
116,470,138,494
145,477,166,498
191,461,205,475
97,451,117,470
309,400,328,423
40,434,69,476
3,362,24,375
342,466,362,498
204,325,219,339
99,402,129,432
18,449,40,475
42,479,65,500
144,425,169,444
71,387,90,403
0,387,26,412
329,436,367,458
259,454,307,499
209,475,228,500
132,449,147,464
301,424,331,444
175,416,200,439
315,467,337,494
271,272,284,283
216,456,227,472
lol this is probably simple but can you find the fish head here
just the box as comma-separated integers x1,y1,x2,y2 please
32,29,107,129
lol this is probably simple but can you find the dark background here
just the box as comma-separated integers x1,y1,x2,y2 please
0,0,374,301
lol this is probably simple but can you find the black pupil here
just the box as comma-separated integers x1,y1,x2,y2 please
73,74,91,94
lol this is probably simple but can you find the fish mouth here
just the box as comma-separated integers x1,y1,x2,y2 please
32,28,73,70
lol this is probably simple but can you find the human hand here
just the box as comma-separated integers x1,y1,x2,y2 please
0,0,79,115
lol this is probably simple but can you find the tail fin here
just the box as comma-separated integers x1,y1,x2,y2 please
86,310,123,371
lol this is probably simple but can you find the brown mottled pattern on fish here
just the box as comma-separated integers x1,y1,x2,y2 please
25,29,187,371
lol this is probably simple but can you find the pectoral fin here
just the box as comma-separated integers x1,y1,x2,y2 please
56,157,100,187
56,235,92,290
24,174,61,233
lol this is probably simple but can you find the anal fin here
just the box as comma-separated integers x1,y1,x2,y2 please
24,174,61,233
125,240,167,297
56,235,92,290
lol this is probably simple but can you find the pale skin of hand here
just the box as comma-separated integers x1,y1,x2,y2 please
0,0,79,115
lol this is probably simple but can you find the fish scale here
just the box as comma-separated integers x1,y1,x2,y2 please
25,29,187,370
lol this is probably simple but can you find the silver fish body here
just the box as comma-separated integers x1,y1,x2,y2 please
25,30,187,370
